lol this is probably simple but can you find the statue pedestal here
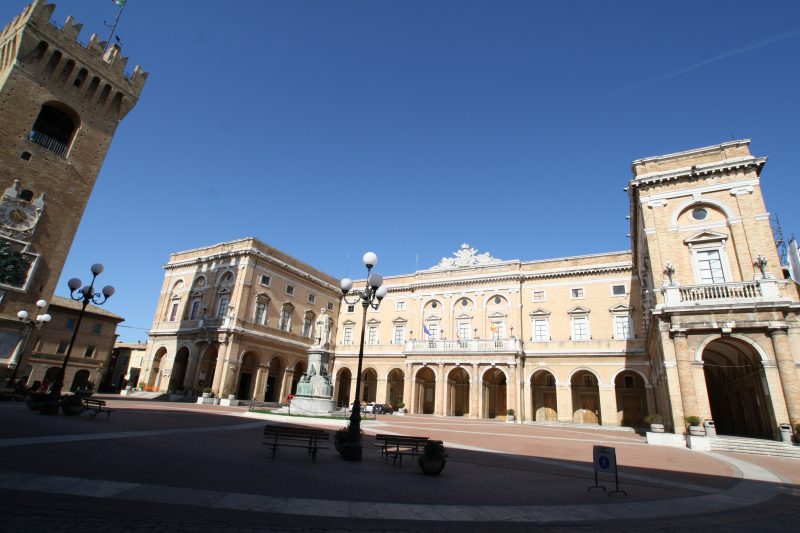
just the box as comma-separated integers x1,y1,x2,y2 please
288,347,338,416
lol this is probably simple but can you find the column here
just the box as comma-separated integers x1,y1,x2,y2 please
556,384,572,423
469,365,480,418
435,363,446,416
522,372,532,423
223,359,239,397
507,364,518,422
211,351,226,393
280,368,295,402
183,354,200,391
645,385,656,417
769,328,800,427
350,374,358,406
253,365,269,401
376,377,388,405
672,331,698,427
598,385,618,426
403,364,413,413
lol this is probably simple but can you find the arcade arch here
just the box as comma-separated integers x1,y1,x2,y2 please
482,367,506,418
571,369,601,424
415,367,436,414
447,367,470,416
531,370,557,421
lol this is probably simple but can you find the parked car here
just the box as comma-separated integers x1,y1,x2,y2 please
372,403,394,415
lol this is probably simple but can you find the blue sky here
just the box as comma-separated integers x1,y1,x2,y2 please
2,1,799,342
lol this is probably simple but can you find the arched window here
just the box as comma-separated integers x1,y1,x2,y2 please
279,304,293,332
29,103,79,157
302,311,315,337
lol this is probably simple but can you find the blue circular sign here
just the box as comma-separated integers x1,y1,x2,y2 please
598,456,610,469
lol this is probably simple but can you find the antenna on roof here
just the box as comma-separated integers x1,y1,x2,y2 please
102,0,127,56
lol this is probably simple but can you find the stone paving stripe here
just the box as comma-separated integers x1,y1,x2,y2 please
0,421,264,448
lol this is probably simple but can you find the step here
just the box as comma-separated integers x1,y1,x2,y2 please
708,435,800,458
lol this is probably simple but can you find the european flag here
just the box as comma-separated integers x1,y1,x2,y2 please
423,325,431,336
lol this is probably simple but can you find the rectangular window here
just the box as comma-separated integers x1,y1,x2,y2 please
254,302,266,324
169,302,179,322
532,290,546,302
66,319,75,330
84,345,95,358
347,304,355,313
457,321,471,340
367,325,378,345
533,319,549,341
396,301,406,311
91,323,102,335
427,323,439,341
327,302,334,311
279,308,291,331
308,294,316,304
570,288,585,299
217,296,230,318
343,326,353,345
285,285,295,296
697,249,726,284
189,299,201,320
393,324,405,344
56,341,68,354
572,316,589,340
583,375,596,387
612,285,626,296
260,275,271,287
614,315,632,340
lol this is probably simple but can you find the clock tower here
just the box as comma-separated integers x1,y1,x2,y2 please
0,1,147,373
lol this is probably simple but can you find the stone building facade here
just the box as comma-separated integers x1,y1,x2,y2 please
0,1,146,378
17,295,123,391
141,238,342,401
140,141,798,440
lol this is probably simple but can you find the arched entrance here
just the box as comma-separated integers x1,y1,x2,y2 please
170,346,190,393
197,344,218,392
237,352,259,400
482,368,506,418
415,367,436,414
531,370,557,421
335,368,352,408
361,368,377,403
386,368,405,409
43,366,59,388
447,367,470,416
614,371,646,427
265,357,286,402
291,361,307,395
702,338,773,439
70,369,90,392
571,370,601,424
149,347,167,391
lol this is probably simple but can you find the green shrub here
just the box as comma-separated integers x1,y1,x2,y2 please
644,414,663,424
686,416,701,427
506,409,515,417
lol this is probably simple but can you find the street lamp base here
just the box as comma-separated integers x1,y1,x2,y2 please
39,402,60,416
341,442,363,461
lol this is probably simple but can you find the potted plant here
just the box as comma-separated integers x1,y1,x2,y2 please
397,401,406,415
138,381,146,391
644,414,664,433
418,440,448,476
60,394,83,416
686,416,704,436
793,424,800,445
506,409,515,423
335,425,363,457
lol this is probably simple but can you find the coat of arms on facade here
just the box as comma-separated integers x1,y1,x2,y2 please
430,243,502,270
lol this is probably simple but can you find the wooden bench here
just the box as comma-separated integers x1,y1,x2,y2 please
262,425,329,463
374,434,429,467
0,387,24,401
81,398,114,420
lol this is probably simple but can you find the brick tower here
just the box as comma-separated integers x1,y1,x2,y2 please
0,1,147,372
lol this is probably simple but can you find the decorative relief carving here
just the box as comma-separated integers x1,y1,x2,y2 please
430,243,502,270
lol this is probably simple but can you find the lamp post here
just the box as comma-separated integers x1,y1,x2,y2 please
47,263,114,406
339,251,388,461
5,299,51,387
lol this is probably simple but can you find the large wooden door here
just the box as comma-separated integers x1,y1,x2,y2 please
543,392,557,421
621,394,642,426
581,395,599,424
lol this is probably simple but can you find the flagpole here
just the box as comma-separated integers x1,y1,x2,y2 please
103,2,127,56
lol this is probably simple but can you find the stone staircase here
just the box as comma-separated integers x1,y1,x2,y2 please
709,435,800,458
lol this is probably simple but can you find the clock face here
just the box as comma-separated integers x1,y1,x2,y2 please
0,199,38,232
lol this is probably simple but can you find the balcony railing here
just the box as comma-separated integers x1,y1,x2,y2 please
678,281,762,303
28,130,68,157
405,338,521,353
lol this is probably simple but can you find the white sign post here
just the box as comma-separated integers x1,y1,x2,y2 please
589,445,626,496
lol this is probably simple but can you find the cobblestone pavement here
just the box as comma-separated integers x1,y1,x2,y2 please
0,397,797,532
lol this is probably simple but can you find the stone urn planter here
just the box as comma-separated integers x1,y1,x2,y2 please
61,396,83,416
506,409,516,423
689,425,705,436
213,397,221,405
418,440,448,476
26,392,49,410
644,414,664,433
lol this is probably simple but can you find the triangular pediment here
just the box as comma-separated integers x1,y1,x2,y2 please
488,311,507,319
343,320,356,326
684,231,728,245
568,306,590,315
529,308,550,318
609,304,632,313
455,312,473,320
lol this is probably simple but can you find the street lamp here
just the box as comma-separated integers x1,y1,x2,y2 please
339,251,389,461
5,299,51,387
45,263,114,410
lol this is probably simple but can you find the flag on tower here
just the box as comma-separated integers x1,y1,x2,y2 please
112,0,126,6
423,325,431,336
